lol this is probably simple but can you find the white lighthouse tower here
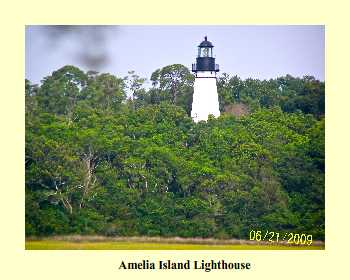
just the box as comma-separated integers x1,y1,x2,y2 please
191,36,220,122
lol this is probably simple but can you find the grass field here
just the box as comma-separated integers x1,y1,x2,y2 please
25,236,324,250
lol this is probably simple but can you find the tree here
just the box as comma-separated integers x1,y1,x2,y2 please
150,64,194,114
37,65,88,122
124,71,146,109
86,73,126,111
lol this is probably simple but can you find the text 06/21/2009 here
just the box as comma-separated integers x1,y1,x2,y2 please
249,230,313,245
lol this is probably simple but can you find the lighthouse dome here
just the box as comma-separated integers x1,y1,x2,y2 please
198,36,213,47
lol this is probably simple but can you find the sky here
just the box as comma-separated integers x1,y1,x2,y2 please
25,25,324,87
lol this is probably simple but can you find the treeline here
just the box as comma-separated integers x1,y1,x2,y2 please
25,65,325,239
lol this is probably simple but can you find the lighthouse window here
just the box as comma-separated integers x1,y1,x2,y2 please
200,47,212,57
203,48,209,57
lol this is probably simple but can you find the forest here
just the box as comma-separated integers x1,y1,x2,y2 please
25,64,325,240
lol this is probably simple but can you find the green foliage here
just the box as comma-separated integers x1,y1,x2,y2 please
218,73,324,118
25,65,325,240
149,64,194,114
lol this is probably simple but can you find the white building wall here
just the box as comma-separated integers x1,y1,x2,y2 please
191,71,220,122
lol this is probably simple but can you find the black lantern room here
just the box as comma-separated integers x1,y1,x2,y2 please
192,36,219,74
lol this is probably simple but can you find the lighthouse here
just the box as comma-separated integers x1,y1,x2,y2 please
191,36,220,122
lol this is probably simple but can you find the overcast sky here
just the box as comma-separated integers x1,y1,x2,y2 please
25,25,324,86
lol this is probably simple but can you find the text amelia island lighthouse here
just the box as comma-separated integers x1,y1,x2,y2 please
191,36,220,122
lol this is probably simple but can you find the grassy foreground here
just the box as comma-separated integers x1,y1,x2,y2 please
26,236,324,250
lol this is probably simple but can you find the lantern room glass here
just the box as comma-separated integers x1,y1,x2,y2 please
198,47,213,57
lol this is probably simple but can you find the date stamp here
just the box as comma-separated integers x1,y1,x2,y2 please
249,230,313,245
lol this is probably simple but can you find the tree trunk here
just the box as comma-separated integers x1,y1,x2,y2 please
79,149,96,209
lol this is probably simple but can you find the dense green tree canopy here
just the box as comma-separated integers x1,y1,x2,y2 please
25,65,325,240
